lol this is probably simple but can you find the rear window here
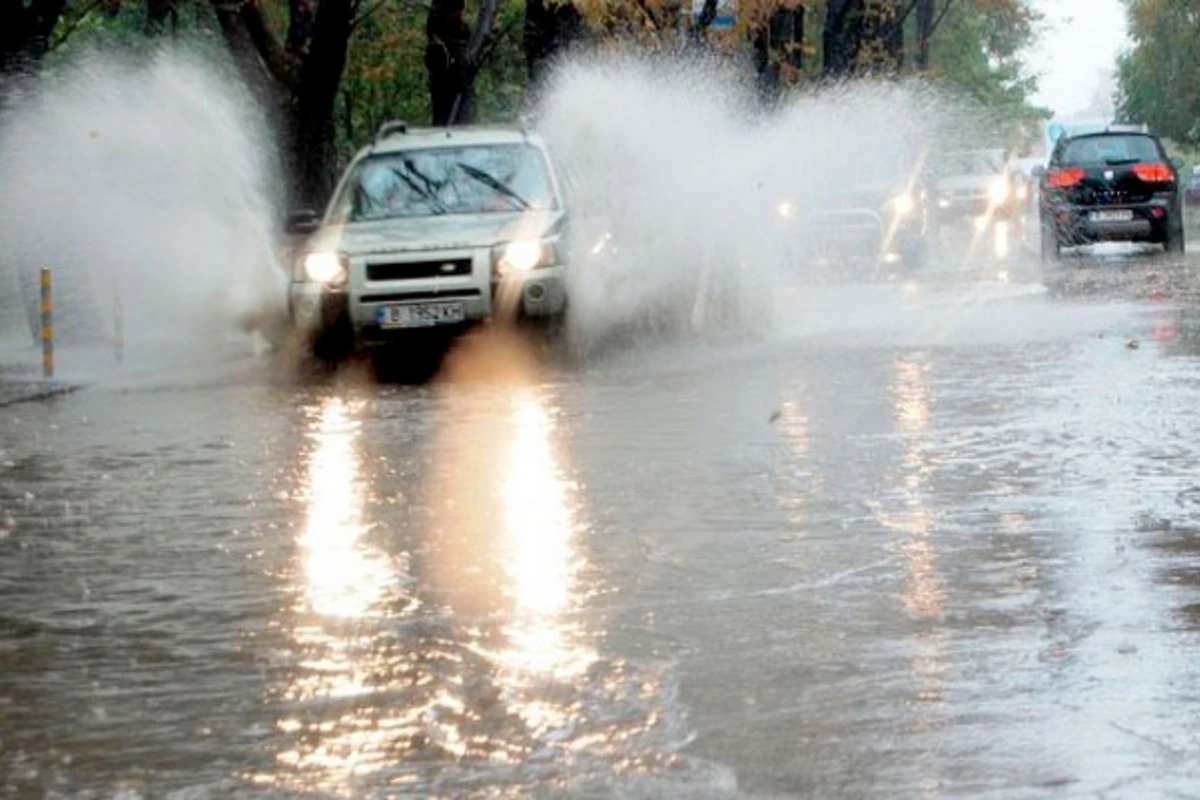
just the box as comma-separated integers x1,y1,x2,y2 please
1058,134,1162,166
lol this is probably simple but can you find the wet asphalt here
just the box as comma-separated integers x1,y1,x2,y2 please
5,228,1200,798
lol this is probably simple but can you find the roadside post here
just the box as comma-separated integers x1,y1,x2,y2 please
113,288,124,363
40,268,54,379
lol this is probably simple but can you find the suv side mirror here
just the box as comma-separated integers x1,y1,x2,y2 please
1171,157,1185,171
1031,165,1046,180
285,209,321,235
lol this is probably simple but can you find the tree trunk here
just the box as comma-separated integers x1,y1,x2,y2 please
524,0,584,88
754,8,803,105
822,0,865,78
426,0,470,125
210,0,354,210
290,0,353,207
869,0,904,72
823,0,905,77
915,0,934,70
0,0,67,99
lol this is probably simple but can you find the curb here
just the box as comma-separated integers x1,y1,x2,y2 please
0,381,84,408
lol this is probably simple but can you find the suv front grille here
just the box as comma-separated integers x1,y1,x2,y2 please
366,258,473,281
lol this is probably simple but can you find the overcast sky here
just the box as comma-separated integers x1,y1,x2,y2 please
1025,0,1130,118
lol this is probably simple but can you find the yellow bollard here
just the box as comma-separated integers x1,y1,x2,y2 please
40,268,54,379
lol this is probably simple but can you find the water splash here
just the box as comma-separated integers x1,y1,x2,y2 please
533,53,994,355
0,46,287,375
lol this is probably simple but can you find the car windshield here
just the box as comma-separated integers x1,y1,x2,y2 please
330,143,558,222
937,151,1005,177
1059,134,1161,166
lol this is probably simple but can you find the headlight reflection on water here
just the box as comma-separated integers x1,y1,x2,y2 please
251,396,417,796
498,390,591,680
297,398,390,621
884,356,950,740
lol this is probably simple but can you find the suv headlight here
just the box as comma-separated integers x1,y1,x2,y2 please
493,238,557,274
891,192,915,216
988,178,1010,205
300,252,348,285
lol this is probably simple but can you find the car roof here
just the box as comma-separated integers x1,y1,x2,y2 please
942,148,1006,157
368,125,545,156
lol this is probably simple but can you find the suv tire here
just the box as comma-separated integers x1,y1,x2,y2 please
1165,212,1186,255
1040,220,1061,263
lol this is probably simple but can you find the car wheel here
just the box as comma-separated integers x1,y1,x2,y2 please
1165,214,1186,255
1040,220,1061,263
900,240,927,272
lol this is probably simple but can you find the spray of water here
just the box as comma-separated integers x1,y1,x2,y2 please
532,53,1014,356
0,46,287,377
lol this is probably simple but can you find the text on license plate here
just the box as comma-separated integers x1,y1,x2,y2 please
1090,210,1134,223
376,302,466,328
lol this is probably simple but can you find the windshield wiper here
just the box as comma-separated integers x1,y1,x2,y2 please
456,162,530,210
389,162,448,214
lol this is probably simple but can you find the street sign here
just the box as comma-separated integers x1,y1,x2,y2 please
693,0,736,29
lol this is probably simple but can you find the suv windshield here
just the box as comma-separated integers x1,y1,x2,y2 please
331,143,558,222
937,151,1005,177
1058,134,1161,166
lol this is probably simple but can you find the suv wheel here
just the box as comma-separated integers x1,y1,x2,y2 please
1040,220,1061,263
1164,212,1186,255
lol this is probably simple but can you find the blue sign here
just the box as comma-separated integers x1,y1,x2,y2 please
694,0,737,29
1047,122,1066,143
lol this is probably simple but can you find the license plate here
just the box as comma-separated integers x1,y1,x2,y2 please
376,302,465,328
1090,209,1134,223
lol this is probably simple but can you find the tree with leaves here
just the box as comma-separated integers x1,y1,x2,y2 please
1116,0,1200,147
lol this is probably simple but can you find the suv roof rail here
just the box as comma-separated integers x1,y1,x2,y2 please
376,120,408,142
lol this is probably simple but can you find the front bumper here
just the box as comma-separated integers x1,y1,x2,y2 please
288,266,566,344
787,207,925,266
936,194,1014,221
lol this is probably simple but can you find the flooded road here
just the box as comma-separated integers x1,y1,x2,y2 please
6,247,1200,798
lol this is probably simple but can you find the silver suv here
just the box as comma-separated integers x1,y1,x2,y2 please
286,122,568,353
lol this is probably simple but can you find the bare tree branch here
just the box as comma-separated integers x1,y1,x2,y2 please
929,0,957,39
210,0,297,86
466,0,499,63
50,0,106,50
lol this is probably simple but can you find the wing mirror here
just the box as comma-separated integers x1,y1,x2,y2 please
285,209,321,236
1031,165,1046,180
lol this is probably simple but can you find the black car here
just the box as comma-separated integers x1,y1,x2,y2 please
773,172,933,275
1039,130,1185,260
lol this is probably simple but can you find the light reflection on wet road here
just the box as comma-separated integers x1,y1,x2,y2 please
6,253,1200,797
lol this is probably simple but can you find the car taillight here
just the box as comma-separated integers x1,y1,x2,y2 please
1048,167,1086,188
1133,162,1173,183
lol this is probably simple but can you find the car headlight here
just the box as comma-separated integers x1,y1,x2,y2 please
590,231,614,256
891,193,915,216
494,238,557,274
777,200,797,220
301,252,348,284
989,178,1010,205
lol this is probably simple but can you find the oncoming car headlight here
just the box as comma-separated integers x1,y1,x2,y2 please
988,178,1010,205
891,192,915,216
493,238,557,274
301,252,348,285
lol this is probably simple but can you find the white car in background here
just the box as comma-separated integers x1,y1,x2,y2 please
285,121,569,356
